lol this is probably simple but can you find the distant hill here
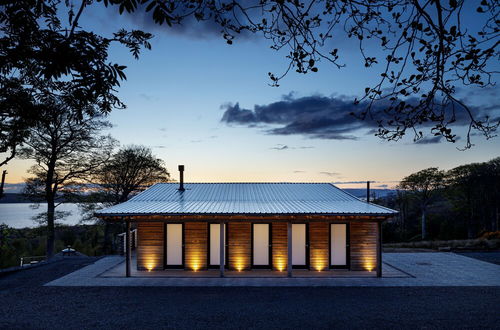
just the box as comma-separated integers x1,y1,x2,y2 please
0,193,30,203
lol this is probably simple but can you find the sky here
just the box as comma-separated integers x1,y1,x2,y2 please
2,2,499,189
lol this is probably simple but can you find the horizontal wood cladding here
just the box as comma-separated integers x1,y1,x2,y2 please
309,222,329,271
227,222,251,271
271,223,288,271
137,222,164,271
184,222,208,271
350,222,378,271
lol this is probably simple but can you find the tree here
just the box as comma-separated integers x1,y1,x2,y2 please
446,158,500,238
0,0,152,166
81,145,170,253
399,167,445,240
21,102,116,258
104,0,499,148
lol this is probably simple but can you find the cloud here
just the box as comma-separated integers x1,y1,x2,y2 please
221,93,498,141
118,4,253,41
415,136,461,145
293,170,306,173
269,144,314,151
319,171,340,177
220,95,380,140
270,144,289,150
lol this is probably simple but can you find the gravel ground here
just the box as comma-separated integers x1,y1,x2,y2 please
456,251,500,265
0,258,499,329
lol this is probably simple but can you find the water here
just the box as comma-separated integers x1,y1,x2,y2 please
0,203,94,228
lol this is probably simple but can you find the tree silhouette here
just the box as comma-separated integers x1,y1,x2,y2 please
0,0,152,166
21,103,116,258
80,145,170,253
104,0,499,148
399,167,445,240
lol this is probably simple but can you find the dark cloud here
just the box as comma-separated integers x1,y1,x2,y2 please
221,93,498,140
221,95,380,140
415,136,461,145
293,170,306,173
319,171,340,177
118,4,253,41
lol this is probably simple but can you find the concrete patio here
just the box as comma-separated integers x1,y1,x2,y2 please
45,252,500,287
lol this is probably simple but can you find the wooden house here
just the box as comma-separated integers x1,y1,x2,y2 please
95,167,396,277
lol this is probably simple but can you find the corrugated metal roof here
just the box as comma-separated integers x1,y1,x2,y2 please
95,183,397,216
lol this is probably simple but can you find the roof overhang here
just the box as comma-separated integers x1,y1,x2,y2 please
97,213,396,222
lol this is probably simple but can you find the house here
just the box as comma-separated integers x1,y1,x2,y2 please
95,166,397,277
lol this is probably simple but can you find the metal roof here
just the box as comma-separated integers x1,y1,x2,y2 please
95,183,397,217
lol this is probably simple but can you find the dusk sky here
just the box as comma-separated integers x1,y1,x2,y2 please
3,2,499,188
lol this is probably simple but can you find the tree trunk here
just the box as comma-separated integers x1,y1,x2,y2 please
46,198,55,258
421,208,427,240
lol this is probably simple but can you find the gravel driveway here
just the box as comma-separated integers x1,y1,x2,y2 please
0,257,499,329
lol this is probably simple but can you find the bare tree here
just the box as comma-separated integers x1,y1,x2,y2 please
21,102,116,258
81,145,170,253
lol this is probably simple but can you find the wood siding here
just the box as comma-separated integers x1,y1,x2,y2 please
309,222,329,271
227,222,251,270
271,223,288,271
137,222,164,271
184,222,208,270
350,222,378,271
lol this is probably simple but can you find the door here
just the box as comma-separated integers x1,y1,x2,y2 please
166,223,183,268
292,223,307,267
209,223,226,267
330,223,348,268
252,224,270,267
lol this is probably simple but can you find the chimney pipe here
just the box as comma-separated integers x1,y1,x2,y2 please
366,181,370,203
178,165,185,191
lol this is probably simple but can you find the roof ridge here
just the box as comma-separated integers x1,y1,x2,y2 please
155,182,335,184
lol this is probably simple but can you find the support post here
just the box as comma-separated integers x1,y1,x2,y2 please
220,221,225,277
376,221,382,278
287,222,292,277
125,219,131,277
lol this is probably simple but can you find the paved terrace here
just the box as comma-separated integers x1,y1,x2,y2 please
45,252,500,287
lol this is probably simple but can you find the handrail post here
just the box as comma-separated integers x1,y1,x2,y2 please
287,222,293,278
220,221,225,277
126,218,131,277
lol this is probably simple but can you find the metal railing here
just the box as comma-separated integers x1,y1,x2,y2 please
20,255,46,267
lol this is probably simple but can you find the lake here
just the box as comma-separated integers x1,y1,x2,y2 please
0,203,95,228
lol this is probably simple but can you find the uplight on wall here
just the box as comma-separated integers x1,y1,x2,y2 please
364,261,374,272
275,258,286,272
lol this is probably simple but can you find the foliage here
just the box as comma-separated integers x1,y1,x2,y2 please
0,224,122,269
398,167,445,239
79,145,169,252
0,0,152,166
381,157,500,242
103,0,499,147
20,103,117,257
